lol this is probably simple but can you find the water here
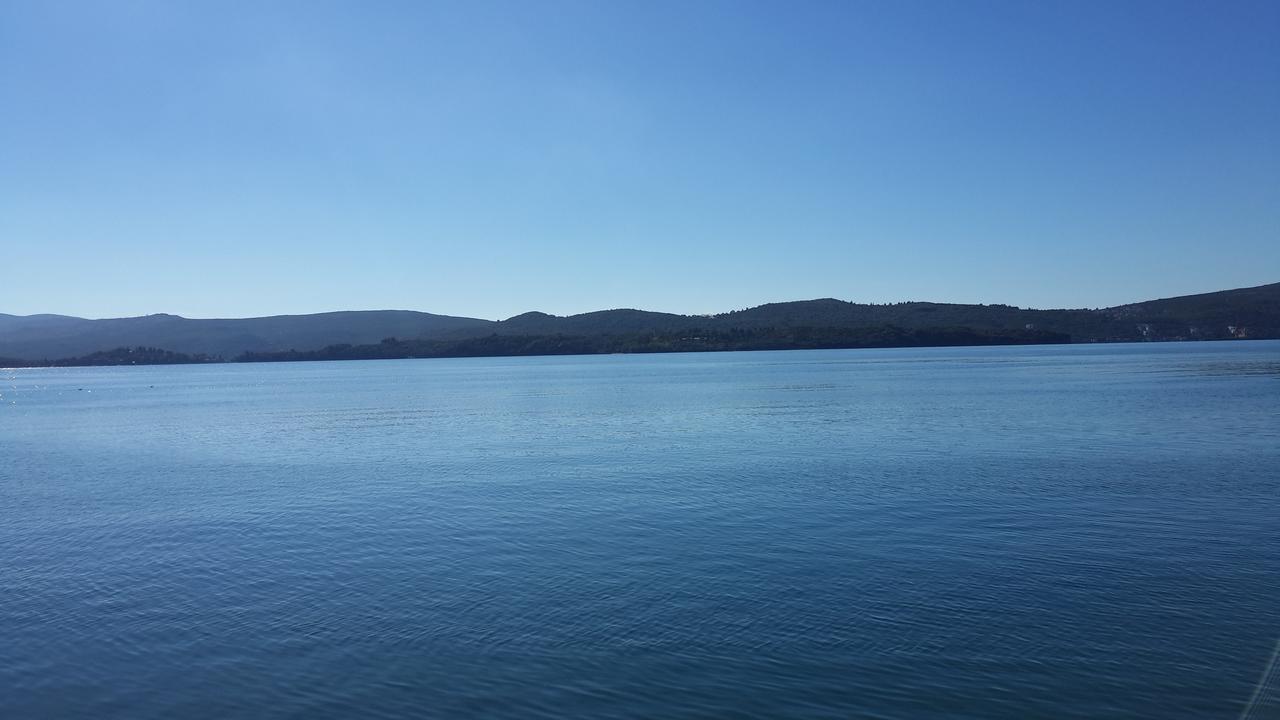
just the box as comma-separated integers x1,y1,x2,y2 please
3,342,1278,719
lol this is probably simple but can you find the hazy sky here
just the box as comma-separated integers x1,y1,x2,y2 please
2,1,1277,320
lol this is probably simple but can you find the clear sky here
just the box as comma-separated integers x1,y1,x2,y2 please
2,1,1277,320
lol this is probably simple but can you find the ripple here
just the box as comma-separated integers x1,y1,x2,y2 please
2,343,1278,719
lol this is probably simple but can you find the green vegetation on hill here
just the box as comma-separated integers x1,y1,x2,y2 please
1,282,1277,366
0,310,492,362
479,283,1280,343
1,346,217,368
237,325,1070,363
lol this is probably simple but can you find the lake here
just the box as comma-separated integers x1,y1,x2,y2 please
3,342,1278,719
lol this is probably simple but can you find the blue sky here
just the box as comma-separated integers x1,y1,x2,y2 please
2,1,1277,320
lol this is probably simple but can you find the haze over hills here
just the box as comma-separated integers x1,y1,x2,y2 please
2,282,1277,365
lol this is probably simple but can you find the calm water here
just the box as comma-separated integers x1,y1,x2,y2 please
3,342,1279,719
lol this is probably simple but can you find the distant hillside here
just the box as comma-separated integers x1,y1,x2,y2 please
1102,283,1280,339
2,282,1277,364
238,325,1072,363
491,309,701,336
0,310,493,362
476,282,1279,343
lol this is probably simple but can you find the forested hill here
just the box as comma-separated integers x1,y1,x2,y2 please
2,282,1277,364
1105,282,1280,334
0,310,491,362
479,282,1280,342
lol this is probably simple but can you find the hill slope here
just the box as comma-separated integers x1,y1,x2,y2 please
2,282,1277,362
0,310,494,361
478,282,1280,342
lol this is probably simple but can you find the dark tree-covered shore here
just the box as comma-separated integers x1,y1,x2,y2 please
2,281,1276,368
236,325,1069,363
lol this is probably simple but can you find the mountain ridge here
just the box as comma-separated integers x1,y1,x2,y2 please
2,282,1277,362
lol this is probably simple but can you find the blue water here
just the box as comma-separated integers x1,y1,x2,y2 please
3,342,1279,719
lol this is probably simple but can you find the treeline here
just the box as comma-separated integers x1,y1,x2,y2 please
4,283,1276,363
1,346,219,368
236,325,1071,363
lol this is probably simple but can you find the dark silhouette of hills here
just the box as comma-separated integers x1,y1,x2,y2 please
49,346,218,367
235,326,1070,365
476,283,1277,341
2,282,1276,366
0,310,490,362
494,309,698,336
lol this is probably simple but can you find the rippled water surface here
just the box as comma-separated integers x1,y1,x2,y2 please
3,342,1279,719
